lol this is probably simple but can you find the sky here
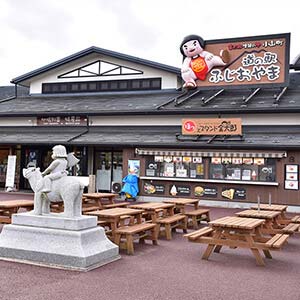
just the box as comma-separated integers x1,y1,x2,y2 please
0,0,299,85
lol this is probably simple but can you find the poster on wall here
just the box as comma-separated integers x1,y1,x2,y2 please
221,187,246,200
284,181,298,190
145,161,158,177
194,186,218,198
128,160,140,177
143,182,165,195
284,164,299,190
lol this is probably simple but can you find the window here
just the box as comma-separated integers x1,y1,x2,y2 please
145,156,204,179
209,158,276,182
42,78,161,94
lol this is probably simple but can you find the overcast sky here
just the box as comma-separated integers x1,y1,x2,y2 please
0,0,299,85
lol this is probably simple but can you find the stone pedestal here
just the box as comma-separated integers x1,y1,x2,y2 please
0,212,120,271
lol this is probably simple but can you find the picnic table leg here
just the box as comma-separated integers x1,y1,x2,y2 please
244,235,265,266
202,230,222,260
255,227,272,259
151,226,158,245
214,245,222,253
126,234,134,255
263,250,272,259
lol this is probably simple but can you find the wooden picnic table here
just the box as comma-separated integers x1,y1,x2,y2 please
85,207,144,242
251,204,287,212
185,216,289,266
0,200,34,223
163,198,199,213
129,202,187,239
129,202,175,222
163,198,209,229
82,192,128,210
236,209,300,235
251,204,300,225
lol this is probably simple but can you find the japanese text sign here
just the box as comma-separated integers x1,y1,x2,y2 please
37,116,87,126
183,33,290,89
182,118,242,135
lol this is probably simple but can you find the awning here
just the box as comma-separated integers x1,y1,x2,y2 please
135,148,287,158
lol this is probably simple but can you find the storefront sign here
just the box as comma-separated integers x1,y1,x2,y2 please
182,118,242,135
170,184,191,196
37,116,87,126
221,187,246,200
179,33,290,89
194,186,218,198
143,182,165,194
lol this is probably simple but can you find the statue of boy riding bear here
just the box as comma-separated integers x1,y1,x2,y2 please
180,34,230,88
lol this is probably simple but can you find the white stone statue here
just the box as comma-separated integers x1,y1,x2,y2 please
23,145,84,218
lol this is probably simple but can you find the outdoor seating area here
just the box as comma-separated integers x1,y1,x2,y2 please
0,199,34,223
0,201,300,299
185,204,300,266
1,195,300,266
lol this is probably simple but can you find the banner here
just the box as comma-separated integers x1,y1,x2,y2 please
5,155,16,188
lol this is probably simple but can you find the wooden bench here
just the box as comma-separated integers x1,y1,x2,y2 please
102,202,128,209
265,234,289,249
50,202,64,213
282,223,300,234
114,223,158,254
185,209,210,229
82,206,100,214
184,227,214,241
291,215,300,223
156,214,187,240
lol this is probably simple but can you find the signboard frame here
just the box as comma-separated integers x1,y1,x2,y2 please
189,33,290,90
182,118,242,135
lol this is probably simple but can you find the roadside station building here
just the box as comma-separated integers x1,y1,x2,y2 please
1,32,300,210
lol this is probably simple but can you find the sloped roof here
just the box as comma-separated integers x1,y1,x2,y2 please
1,73,300,116
291,53,300,70
0,125,299,150
0,85,29,100
11,46,181,85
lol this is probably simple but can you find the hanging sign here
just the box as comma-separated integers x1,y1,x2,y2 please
182,118,242,135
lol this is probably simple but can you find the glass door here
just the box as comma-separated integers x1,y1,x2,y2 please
95,150,122,192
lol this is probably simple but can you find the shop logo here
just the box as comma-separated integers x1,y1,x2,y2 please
183,120,196,132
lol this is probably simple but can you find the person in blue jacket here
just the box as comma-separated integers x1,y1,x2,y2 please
121,168,139,200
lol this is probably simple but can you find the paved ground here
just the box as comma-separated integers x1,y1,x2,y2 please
0,193,299,300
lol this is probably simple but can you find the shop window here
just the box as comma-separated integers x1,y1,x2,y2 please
210,164,224,179
145,156,204,179
209,158,276,182
71,83,79,91
88,82,97,91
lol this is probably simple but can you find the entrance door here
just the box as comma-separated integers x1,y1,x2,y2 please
95,151,122,192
